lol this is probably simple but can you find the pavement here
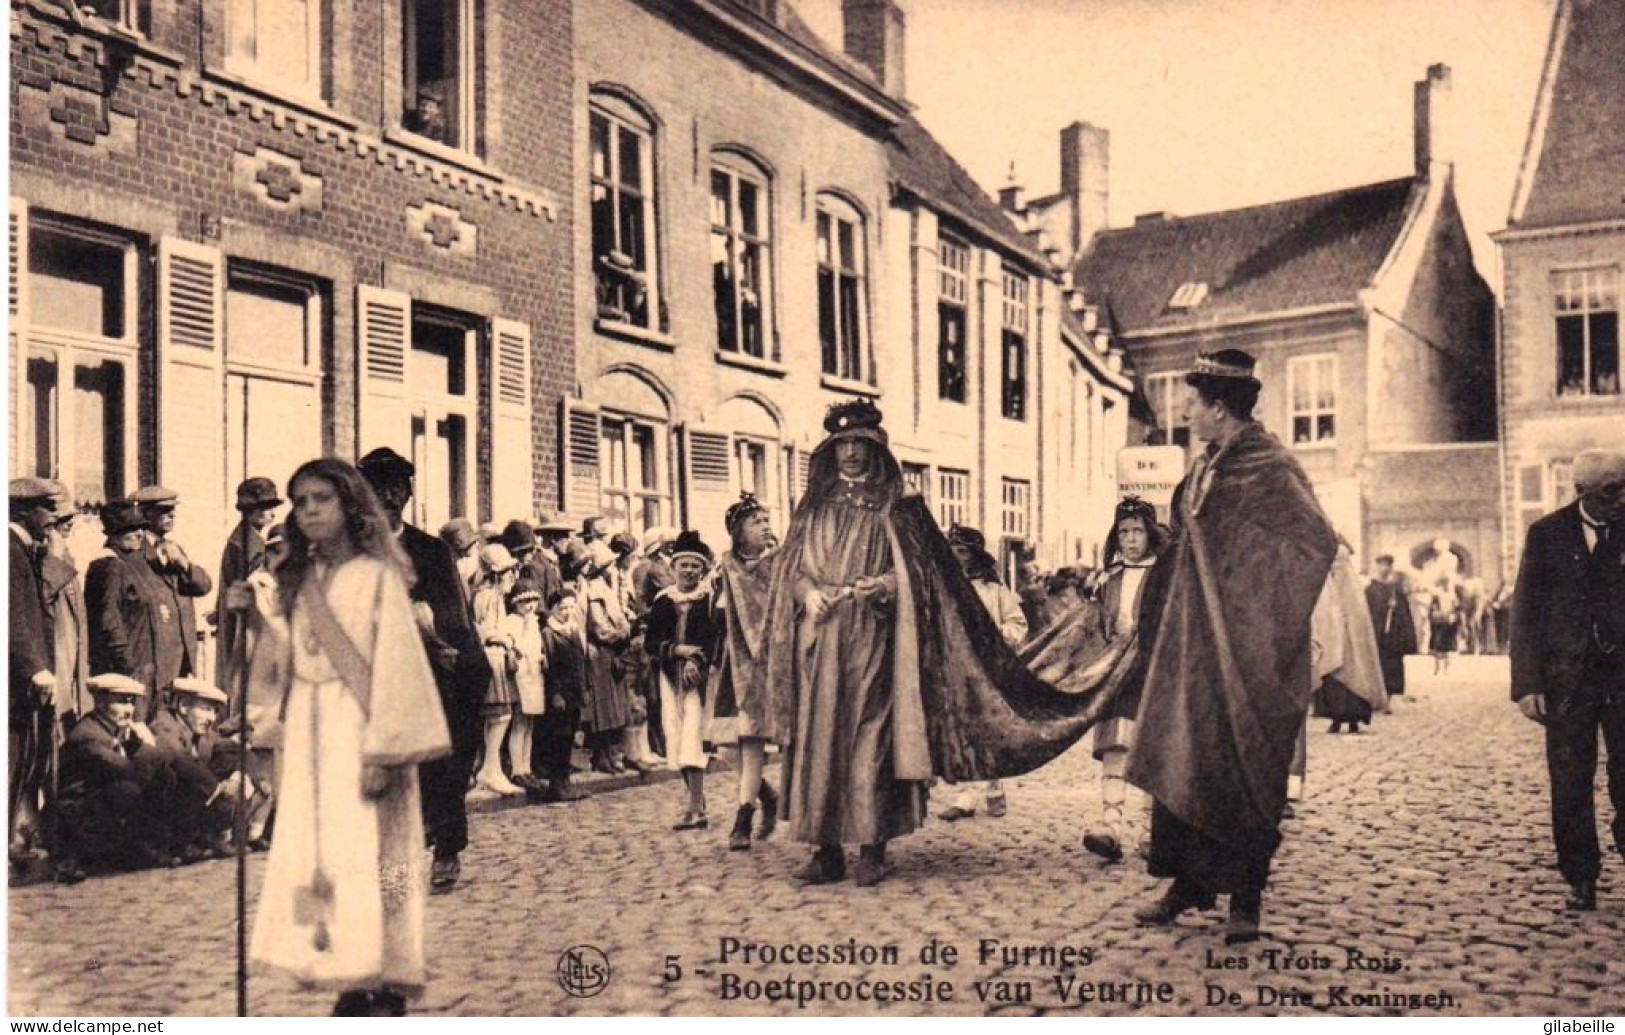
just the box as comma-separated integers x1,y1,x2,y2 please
8,656,1625,1017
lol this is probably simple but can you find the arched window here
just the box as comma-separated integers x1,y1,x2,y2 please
711,150,774,360
590,91,662,332
814,193,869,382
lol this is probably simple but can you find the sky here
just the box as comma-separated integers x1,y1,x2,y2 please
796,0,1558,287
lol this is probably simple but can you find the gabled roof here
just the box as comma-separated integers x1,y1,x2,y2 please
1073,177,1420,335
1508,0,1625,230
887,116,1054,272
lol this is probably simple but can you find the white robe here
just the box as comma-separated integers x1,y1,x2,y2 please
248,555,451,995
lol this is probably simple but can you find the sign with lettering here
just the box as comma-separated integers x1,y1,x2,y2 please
1116,446,1188,514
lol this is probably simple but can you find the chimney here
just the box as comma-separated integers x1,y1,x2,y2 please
1059,121,1110,260
842,0,906,99
997,162,1025,213
1414,63,1452,177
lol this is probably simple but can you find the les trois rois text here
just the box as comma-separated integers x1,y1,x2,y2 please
651,938,1462,1011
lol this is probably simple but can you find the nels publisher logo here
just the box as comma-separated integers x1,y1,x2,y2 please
558,945,611,998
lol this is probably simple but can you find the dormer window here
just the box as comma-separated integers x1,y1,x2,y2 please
1168,281,1209,309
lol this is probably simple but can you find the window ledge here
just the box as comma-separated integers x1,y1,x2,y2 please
595,318,677,352
27,1,183,65
715,350,786,377
820,374,880,397
202,65,358,129
1551,391,1623,405
383,128,501,181
1291,440,1338,451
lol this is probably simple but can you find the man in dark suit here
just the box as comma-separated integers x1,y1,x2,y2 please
359,447,491,894
1364,554,1417,701
55,674,179,876
9,478,60,864
85,501,184,718
1512,448,1625,912
215,477,282,706
132,486,213,696
149,677,236,860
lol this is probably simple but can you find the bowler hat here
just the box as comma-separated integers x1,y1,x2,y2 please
500,520,537,556
235,477,282,513
357,447,415,484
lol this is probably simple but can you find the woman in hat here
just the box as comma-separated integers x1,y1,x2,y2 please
499,576,547,791
580,540,634,774
644,531,718,829
241,457,450,1016
471,544,524,796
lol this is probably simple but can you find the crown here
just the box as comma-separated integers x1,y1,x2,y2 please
1190,350,1258,381
725,491,766,534
946,523,986,551
1114,494,1156,521
824,398,884,435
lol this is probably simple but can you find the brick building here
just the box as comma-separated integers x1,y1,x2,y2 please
9,0,574,629
1063,65,1498,572
1494,0,1625,583
567,0,1131,564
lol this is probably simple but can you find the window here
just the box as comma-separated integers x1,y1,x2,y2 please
938,236,969,402
711,157,772,358
1551,458,1576,510
227,0,322,97
1553,267,1620,397
1000,269,1028,420
591,95,661,331
1288,354,1338,445
816,196,867,381
1144,373,1190,447
403,0,476,150
1000,478,1031,539
407,307,476,529
21,217,140,508
937,468,969,530
225,265,324,503
902,462,930,502
1167,281,1209,309
601,415,670,534
76,0,149,34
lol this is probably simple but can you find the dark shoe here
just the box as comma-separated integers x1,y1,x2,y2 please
52,859,87,885
1082,831,1124,863
590,758,617,776
794,846,845,885
756,783,779,840
986,794,1008,818
430,854,460,895
371,989,408,1017
1327,722,1342,734
333,991,373,1017
1225,894,1263,945
854,845,888,888
937,805,975,823
673,811,705,831
729,805,755,851
1134,883,1217,926
623,758,652,775
512,773,546,792
1565,879,1598,912
1281,802,1297,820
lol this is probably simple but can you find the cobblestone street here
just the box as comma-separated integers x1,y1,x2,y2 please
9,658,1624,1017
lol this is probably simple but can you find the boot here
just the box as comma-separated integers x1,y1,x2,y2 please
756,782,779,840
1225,890,1263,945
853,843,888,887
1133,881,1217,926
728,805,755,851
793,845,845,884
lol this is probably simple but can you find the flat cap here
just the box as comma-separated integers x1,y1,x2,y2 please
132,485,179,506
88,673,147,697
169,677,229,705
9,477,57,503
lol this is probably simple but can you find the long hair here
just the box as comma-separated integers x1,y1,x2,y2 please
273,456,414,614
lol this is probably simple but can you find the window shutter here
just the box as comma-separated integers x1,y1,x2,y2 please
157,236,228,588
560,397,601,518
356,285,412,461
796,449,812,502
490,317,534,523
1516,463,1546,539
9,199,28,473
679,423,734,546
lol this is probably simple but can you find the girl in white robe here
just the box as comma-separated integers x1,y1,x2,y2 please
242,458,450,1017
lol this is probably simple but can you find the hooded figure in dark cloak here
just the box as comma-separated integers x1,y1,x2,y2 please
1126,349,1336,945
756,399,1127,887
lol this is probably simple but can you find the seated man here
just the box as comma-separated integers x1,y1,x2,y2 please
150,677,244,860
54,674,179,878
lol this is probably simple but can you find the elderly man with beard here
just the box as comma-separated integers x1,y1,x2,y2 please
1128,349,1336,945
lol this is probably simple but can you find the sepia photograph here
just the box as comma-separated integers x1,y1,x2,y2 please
5,0,1624,1019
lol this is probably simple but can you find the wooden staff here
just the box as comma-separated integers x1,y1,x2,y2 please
230,600,253,1017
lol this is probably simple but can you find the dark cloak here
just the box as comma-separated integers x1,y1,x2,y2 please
756,436,1126,787
1125,423,1336,845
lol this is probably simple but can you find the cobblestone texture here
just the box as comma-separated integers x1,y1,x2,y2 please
9,658,1624,1017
